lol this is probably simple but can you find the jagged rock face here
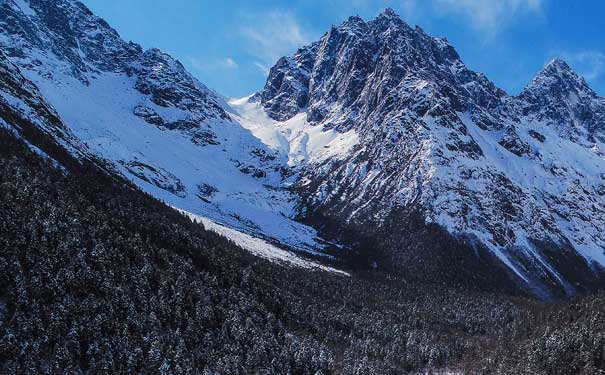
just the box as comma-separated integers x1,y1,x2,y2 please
134,49,230,122
0,0,141,80
516,59,605,141
262,10,507,131
0,0,230,131
261,45,318,121
263,9,605,297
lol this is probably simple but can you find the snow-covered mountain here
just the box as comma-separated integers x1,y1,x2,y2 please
517,59,605,142
2,1,605,297
256,9,605,296
0,0,331,255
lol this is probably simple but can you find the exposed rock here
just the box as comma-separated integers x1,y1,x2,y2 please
133,105,164,126
121,159,186,197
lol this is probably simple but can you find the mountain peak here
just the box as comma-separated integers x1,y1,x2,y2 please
341,14,367,32
346,15,364,23
539,58,582,81
544,58,572,71
517,58,604,138
372,7,411,30
522,58,596,99
381,7,399,19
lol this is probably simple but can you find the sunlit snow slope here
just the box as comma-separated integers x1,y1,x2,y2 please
178,208,349,276
0,0,339,255
229,95,359,167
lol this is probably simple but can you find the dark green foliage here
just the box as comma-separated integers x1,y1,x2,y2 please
0,126,604,374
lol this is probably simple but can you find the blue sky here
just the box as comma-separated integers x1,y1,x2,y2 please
81,0,605,98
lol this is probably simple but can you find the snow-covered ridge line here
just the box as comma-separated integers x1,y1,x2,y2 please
0,0,338,259
177,208,350,276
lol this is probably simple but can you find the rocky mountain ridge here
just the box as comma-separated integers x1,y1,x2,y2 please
259,8,605,297
2,1,605,297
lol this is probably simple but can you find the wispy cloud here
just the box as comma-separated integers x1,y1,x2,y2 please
241,10,312,73
224,57,239,69
188,56,239,72
434,0,543,37
322,0,543,39
254,61,270,75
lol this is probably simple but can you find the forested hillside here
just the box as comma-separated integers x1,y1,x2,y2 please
0,125,604,374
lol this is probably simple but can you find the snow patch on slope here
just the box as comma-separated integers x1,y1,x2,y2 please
230,95,359,166
179,209,350,276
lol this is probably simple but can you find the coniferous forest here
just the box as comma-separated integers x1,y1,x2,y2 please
0,124,604,374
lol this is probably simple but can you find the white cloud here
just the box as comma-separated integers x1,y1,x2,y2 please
434,0,543,36
188,57,239,72
254,61,270,75
241,10,312,71
224,57,239,69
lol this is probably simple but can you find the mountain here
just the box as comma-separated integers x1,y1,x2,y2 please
1,55,603,372
517,58,605,141
2,1,605,373
0,0,329,255
256,9,605,297
2,107,604,374
2,0,605,297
